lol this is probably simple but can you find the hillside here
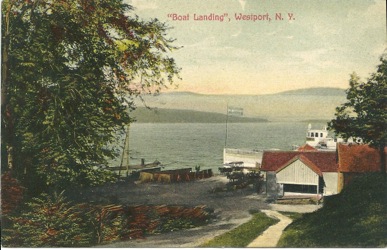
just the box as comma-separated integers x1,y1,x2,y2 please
276,87,345,96
134,87,347,122
277,173,387,247
131,107,268,123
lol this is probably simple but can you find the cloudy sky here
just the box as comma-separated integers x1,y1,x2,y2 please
126,0,386,95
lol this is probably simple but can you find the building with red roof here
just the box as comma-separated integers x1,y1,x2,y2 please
337,143,386,192
261,151,338,197
261,143,387,198
296,144,318,152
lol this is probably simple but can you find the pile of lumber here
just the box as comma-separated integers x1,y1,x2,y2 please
138,168,213,183
92,204,212,243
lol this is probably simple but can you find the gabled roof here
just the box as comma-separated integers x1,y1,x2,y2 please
275,155,323,176
337,144,385,173
297,144,318,152
261,151,338,172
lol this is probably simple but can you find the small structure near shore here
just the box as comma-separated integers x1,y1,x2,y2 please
261,150,338,200
261,143,387,201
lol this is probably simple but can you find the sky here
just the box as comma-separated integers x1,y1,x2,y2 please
126,0,386,95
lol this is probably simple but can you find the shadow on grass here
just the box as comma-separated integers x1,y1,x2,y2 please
200,211,279,248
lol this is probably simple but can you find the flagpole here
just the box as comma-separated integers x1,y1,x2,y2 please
225,104,229,147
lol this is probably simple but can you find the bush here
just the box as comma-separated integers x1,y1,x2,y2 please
2,191,94,247
2,194,213,247
1,172,25,215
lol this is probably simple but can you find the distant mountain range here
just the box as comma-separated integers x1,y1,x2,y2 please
274,87,345,96
132,87,347,122
131,107,268,123
163,87,346,97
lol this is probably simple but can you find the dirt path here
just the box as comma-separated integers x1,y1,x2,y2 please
245,204,321,248
247,210,292,248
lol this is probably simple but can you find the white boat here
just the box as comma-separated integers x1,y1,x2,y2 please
306,124,338,150
306,124,360,151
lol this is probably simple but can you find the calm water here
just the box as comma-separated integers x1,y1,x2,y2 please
112,122,327,171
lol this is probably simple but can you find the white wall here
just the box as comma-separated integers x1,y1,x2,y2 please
276,159,319,185
322,172,339,196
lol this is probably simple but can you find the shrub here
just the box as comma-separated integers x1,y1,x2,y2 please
1,172,25,215
2,193,213,247
2,191,94,247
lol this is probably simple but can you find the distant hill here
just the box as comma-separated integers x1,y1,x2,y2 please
162,87,346,97
275,87,346,96
157,91,203,96
134,87,347,122
131,107,268,123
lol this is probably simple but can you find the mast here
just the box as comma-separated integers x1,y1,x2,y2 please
118,124,130,178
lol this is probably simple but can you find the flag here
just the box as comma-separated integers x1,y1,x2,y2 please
227,106,243,117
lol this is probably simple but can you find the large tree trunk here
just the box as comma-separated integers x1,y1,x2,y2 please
1,0,15,172
380,144,386,179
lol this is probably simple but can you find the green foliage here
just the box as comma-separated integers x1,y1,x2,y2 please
328,54,387,172
277,173,387,247
1,171,25,215
1,0,180,194
156,217,196,233
201,212,279,248
2,194,213,247
2,191,95,247
329,64,387,147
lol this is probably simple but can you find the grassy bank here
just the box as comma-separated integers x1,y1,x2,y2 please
277,173,387,247
200,211,279,247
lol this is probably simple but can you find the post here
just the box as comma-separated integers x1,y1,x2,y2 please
125,125,130,177
118,125,130,179
225,104,229,147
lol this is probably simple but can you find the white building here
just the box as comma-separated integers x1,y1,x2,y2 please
261,150,339,198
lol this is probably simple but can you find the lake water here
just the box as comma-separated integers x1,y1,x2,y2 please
112,121,328,171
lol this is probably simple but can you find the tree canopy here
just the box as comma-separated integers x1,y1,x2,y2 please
1,0,180,194
328,54,387,173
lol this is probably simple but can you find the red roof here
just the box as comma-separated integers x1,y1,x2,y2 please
275,155,323,176
297,144,318,152
261,151,338,172
337,144,385,173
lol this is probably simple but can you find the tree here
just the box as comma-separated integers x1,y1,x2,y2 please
1,0,180,194
328,54,387,175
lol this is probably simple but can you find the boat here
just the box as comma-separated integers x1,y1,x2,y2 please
109,160,161,171
305,124,338,150
305,124,361,151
